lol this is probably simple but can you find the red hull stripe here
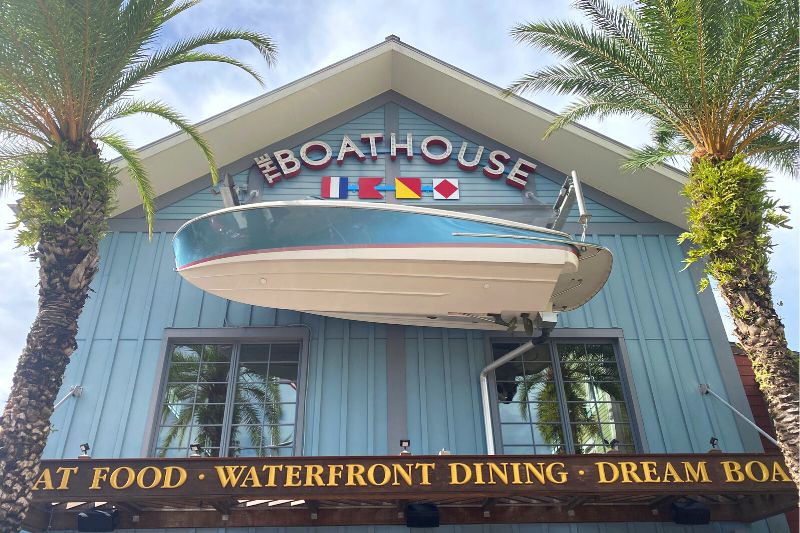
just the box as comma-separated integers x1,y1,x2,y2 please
177,242,578,271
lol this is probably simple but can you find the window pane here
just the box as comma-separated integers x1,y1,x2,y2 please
167,363,200,383
156,425,191,450
270,363,298,382
202,344,232,363
160,403,193,426
190,425,223,449
501,423,532,445
198,363,230,383
171,344,202,363
527,402,561,425
532,424,564,446
498,402,527,423
263,425,295,447
189,403,225,425
270,344,301,362
164,383,197,405
240,344,270,363
238,363,269,384
230,425,262,448
194,383,228,404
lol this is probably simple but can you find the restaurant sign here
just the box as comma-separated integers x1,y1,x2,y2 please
253,133,537,190
31,453,793,501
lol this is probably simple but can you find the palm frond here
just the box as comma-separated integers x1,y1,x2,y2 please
96,131,155,235
98,99,218,184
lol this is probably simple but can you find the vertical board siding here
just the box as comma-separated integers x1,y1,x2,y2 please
405,326,488,455
42,234,389,460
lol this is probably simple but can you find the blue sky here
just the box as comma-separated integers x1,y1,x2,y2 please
0,0,797,406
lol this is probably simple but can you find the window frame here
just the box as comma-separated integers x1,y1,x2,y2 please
143,327,310,457
484,328,648,455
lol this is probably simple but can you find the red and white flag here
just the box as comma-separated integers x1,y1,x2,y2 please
433,178,459,200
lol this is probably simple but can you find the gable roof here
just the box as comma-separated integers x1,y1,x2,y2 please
113,36,689,229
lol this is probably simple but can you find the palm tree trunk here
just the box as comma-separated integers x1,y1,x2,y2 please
717,263,799,486
0,183,104,532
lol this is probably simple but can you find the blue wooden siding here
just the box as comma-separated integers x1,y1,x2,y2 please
43,100,787,533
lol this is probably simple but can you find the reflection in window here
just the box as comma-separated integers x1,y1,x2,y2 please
494,341,635,455
155,342,301,458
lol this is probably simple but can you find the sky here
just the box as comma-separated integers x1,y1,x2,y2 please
0,0,797,407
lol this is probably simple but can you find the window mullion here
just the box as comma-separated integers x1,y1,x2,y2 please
219,342,241,456
549,341,575,454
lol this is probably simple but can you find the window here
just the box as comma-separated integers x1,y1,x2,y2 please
493,339,637,455
152,334,306,458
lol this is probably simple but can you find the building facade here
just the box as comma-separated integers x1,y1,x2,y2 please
29,38,793,532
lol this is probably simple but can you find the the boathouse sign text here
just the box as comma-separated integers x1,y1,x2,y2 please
253,133,537,191
30,454,792,500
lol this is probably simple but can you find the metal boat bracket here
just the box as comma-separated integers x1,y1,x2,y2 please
480,312,559,455
549,170,592,241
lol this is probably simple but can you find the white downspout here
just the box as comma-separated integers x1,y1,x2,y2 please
480,328,552,455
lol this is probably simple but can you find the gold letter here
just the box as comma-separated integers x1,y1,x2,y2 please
595,462,619,484
305,465,325,487
367,464,391,486
89,467,110,490
392,464,414,486
523,463,547,484
215,466,245,488
55,467,78,490
415,463,434,485
110,467,135,489
162,466,187,489
261,465,283,487
744,461,769,482
345,464,367,486
326,464,343,486
772,461,791,482
487,463,509,485
661,462,684,483
683,462,710,483
449,463,472,485
619,462,643,483
721,461,744,482
641,462,661,483
285,465,302,487
546,462,568,484
32,469,54,491
136,466,162,489
242,466,262,488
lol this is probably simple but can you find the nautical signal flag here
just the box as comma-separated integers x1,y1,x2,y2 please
433,178,459,200
395,177,422,199
321,176,348,199
358,177,384,199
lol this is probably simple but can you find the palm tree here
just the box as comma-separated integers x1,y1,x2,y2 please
509,0,798,484
0,1,275,529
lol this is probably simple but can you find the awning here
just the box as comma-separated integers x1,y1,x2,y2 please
25,453,796,529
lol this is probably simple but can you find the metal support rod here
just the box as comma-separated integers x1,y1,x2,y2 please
53,385,82,411
698,384,779,447
570,171,590,227
480,341,533,455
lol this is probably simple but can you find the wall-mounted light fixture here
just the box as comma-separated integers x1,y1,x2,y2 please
399,439,411,455
189,443,203,457
79,443,90,459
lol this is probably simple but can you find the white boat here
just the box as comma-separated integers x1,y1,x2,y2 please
173,200,612,330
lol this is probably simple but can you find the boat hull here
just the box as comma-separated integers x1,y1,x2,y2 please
173,201,612,330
